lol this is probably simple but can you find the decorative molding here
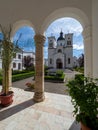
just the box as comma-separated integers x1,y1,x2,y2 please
34,34,46,45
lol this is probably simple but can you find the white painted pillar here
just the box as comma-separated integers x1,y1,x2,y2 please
92,0,98,78
82,26,92,77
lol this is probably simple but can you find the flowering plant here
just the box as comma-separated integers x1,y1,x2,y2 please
25,82,35,89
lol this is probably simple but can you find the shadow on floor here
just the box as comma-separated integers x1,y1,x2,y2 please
0,99,35,121
69,120,80,130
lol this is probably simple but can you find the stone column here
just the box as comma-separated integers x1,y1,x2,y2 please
33,34,46,102
82,26,92,77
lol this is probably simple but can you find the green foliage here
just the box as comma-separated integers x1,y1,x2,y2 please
0,76,2,84
12,72,35,82
45,73,65,82
0,24,22,95
74,67,84,73
0,72,35,84
56,70,64,76
67,74,98,129
44,65,49,76
0,69,2,76
12,70,34,75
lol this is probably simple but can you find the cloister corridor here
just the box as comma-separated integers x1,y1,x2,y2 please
0,0,98,130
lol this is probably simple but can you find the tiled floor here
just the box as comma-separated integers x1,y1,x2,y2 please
0,87,76,130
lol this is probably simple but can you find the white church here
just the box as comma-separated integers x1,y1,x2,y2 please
48,31,73,69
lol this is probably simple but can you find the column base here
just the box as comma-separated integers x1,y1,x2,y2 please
33,92,45,102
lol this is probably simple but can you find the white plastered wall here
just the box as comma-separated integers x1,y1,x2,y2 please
92,0,98,78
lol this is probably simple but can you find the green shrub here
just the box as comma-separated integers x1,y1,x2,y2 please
12,70,34,75
56,70,64,77
0,72,35,84
45,73,65,82
74,67,84,73
12,72,35,82
67,75,98,129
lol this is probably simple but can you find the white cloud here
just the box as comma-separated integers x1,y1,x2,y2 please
73,44,84,50
46,17,83,37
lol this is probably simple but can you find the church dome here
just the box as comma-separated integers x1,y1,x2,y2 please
57,31,65,41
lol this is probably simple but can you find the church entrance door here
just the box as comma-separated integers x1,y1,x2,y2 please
56,59,63,69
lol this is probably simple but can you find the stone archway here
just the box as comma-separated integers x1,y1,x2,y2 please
11,8,92,102
41,7,92,77
11,20,35,37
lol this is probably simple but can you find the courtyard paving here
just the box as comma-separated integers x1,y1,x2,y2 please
0,87,76,130
0,70,80,130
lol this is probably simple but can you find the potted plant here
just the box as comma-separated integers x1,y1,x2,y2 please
25,82,35,89
0,24,19,106
67,74,98,130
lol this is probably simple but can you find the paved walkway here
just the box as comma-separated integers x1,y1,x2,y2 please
12,77,68,95
0,70,81,130
0,87,76,130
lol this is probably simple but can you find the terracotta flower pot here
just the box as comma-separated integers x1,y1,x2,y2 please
0,91,14,107
81,122,91,130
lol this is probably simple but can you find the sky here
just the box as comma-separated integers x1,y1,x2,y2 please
5,17,84,58
45,17,84,58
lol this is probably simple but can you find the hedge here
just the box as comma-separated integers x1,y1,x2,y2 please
12,70,34,75
0,72,35,85
45,73,65,82
12,72,35,82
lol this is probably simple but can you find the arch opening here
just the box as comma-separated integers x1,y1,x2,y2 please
44,17,84,71
12,25,35,71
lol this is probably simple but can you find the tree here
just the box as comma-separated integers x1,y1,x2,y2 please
0,24,21,94
24,55,34,70
78,53,84,67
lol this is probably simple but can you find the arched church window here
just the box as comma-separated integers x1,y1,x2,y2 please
50,58,52,64
68,58,70,64
58,49,62,53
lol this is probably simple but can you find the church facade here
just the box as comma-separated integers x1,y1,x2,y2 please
48,31,73,69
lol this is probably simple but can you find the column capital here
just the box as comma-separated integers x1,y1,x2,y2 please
34,34,46,45
82,25,92,40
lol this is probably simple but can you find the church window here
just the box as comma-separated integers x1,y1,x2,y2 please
58,49,62,53
67,41,71,45
68,58,70,64
50,58,52,64
49,43,53,47
60,43,62,46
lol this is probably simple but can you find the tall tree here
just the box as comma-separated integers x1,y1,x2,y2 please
24,55,34,70
78,53,84,67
